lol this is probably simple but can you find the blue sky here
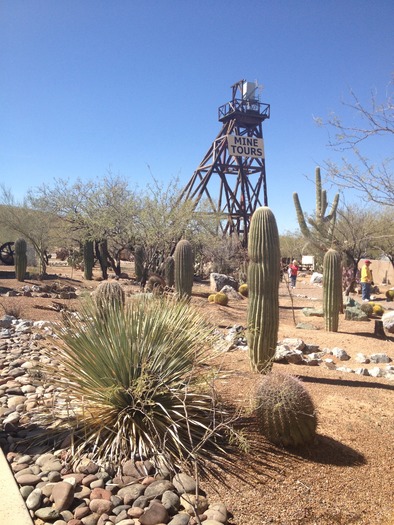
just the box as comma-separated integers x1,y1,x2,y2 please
1,0,393,233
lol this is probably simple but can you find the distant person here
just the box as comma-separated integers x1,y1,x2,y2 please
288,259,299,288
360,260,373,301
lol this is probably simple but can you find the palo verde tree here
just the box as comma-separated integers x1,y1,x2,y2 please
318,72,394,207
0,185,58,276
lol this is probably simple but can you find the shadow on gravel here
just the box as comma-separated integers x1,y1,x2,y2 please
289,434,366,466
299,375,394,391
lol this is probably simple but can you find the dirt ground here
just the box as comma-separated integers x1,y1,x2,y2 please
1,261,394,525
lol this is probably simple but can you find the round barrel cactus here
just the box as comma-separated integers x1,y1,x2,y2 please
93,281,125,317
256,371,318,447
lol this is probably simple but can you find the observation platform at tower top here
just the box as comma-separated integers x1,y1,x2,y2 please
218,98,270,125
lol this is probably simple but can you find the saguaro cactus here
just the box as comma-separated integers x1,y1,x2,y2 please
83,240,94,280
164,255,175,288
134,246,145,281
323,248,343,332
293,166,339,252
247,207,281,373
174,239,194,299
15,238,27,282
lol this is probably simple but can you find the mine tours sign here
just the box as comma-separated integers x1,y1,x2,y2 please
227,135,265,158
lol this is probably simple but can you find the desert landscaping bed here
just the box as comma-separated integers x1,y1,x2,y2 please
1,262,394,525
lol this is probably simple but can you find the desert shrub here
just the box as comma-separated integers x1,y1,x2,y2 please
238,283,248,297
255,371,317,447
360,302,373,316
0,300,22,318
145,274,166,294
35,297,231,471
213,292,229,306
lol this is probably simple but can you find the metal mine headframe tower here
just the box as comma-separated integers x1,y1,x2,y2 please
179,79,270,246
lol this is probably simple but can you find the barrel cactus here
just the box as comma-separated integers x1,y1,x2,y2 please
83,240,94,280
247,207,281,373
213,292,228,306
164,256,175,288
238,283,248,297
323,249,343,332
372,303,384,316
255,371,318,447
15,238,27,282
385,290,394,302
208,294,216,303
93,281,125,317
174,240,194,299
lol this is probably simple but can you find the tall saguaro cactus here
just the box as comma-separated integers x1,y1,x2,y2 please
293,167,339,252
247,207,281,373
323,248,343,332
83,240,94,280
15,238,27,282
174,240,194,299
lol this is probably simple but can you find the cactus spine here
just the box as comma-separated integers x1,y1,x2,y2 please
174,240,194,299
15,238,27,282
164,255,175,287
255,372,318,447
83,240,94,280
247,207,281,373
323,248,342,332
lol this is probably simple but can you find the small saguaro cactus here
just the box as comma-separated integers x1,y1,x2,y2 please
174,239,194,299
323,248,343,332
164,255,175,288
247,206,281,373
15,238,27,282
134,246,145,282
83,240,94,280
255,371,318,447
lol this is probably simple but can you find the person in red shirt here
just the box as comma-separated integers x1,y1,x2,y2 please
288,259,299,288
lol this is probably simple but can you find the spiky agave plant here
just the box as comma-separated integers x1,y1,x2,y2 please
36,297,229,471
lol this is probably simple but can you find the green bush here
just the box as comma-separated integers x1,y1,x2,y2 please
37,297,229,470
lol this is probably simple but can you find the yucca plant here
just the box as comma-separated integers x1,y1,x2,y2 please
35,296,229,472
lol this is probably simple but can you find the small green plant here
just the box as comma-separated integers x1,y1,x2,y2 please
35,297,230,471
213,292,228,306
238,283,248,297
255,371,318,447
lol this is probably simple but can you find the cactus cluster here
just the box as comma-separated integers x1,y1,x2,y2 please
15,238,27,282
323,249,343,332
174,240,194,299
255,372,318,447
247,207,281,373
